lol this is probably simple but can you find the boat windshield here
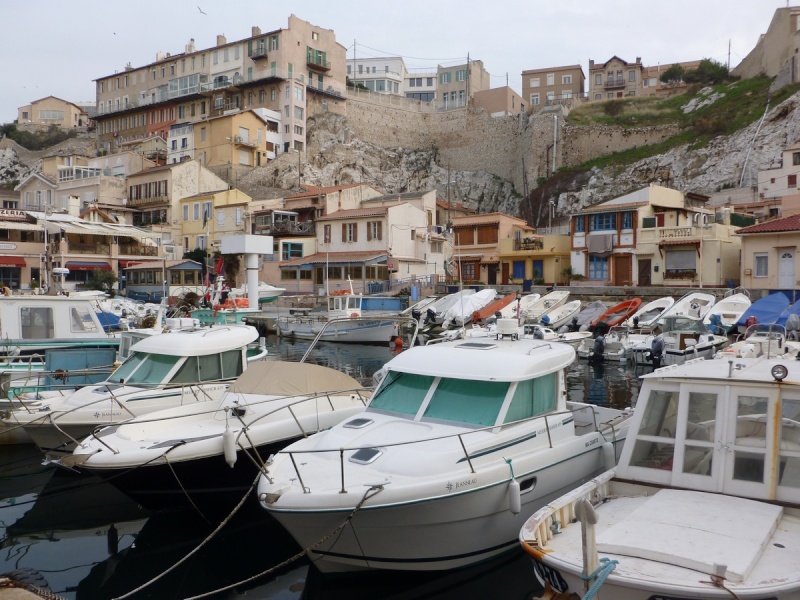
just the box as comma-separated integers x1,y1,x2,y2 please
657,316,709,334
369,370,511,427
110,352,182,385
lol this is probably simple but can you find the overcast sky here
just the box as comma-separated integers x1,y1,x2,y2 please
0,0,784,124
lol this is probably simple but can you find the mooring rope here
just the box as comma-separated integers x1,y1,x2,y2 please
181,484,385,600
580,557,618,600
699,573,742,599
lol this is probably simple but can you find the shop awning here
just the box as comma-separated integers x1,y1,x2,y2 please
65,261,112,271
0,256,26,267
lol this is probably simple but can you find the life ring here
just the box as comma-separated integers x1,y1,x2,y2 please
350,313,359,319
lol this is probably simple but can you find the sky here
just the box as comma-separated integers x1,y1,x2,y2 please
0,0,785,124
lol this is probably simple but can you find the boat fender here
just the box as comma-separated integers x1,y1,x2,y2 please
350,313,359,319
223,424,237,468
601,441,615,470
508,478,521,514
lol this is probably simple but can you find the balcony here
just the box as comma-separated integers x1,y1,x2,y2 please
514,237,544,251
129,195,169,207
603,78,627,90
254,220,315,236
307,57,331,72
69,242,111,255
232,135,257,148
119,243,158,256
250,47,268,60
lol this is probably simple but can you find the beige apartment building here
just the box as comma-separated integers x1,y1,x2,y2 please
734,6,800,85
521,65,585,111
588,56,644,101
472,87,525,117
17,96,89,130
93,15,346,158
437,60,490,110
736,214,800,290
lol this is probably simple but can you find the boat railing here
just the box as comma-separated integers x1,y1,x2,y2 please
2,363,118,399
273,405,623,494
84,386,373,455
299,315,420,363
520,469,616,551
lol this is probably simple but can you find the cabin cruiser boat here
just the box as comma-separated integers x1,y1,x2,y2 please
257,335,633,572
520,356,800,600
276,290,398,344
2,325,266,453
716,323,800,361
628,315,728,367
64,360,371,510
230,281,285,304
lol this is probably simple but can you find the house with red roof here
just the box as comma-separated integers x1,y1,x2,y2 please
736,214,800,291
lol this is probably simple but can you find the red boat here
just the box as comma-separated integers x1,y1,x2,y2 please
591,298,642,328
472,293,518,323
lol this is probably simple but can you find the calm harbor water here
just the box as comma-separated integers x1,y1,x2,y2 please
0,336,644,600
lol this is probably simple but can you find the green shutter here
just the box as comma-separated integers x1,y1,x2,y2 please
248,41,252,56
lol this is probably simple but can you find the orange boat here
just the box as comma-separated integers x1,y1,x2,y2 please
591,298,642,328
472,293,519,323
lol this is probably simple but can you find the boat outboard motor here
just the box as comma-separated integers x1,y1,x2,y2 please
709,313,724,336
411,308,422,322
424,308,436,325
569,316,579,332
633,316,639,329
786,313,800,341
533,326,545,340
588,335,605,364
650,334,665,369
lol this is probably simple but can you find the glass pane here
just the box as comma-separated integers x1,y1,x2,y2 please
125,354,181,385
220,349,243,379
424,378,508,427
70,307,99,333
735,395,769,448
733,450,764,482
631,439,675,469
111,352,146,383
638,389,679,438
21,307,54,339
170,357,199,384
687,392,716,441
369,371,431,416
779,456,800,487
505,374,556,423
197,353,222,381
682,444,713,475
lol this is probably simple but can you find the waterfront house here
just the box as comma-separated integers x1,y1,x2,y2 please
736,213,800,292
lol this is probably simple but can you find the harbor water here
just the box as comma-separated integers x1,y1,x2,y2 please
0,335,643,600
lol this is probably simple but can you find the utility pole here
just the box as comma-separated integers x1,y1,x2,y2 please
727,39,731,72
446,165,452,228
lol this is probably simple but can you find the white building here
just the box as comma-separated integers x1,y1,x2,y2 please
347,56,407,95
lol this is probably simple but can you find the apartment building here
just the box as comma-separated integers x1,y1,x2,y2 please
437,60,490,110
93,15,346,158
179,189,252,252
347,56,407,95
736,214,800,291
588,56,644,101
642,60,703,98
405,71,437,102
521,65,585,111
733,6,800,83
472,87,525,117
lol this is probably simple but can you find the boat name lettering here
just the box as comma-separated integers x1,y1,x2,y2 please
446,478,477,492
532,559,569,593
93,411,122,418
536,421,562,436
585,437,599,448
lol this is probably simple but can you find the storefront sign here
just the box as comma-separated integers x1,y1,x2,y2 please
0,243,17,250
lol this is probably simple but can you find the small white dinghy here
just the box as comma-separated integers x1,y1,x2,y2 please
623,296,675,329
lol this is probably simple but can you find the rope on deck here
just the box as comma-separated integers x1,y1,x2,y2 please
580,557,618,600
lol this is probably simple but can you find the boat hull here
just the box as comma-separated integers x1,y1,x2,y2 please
277,318,397,344
266,442,614,573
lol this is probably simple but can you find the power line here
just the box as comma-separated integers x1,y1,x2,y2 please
350,41,465,63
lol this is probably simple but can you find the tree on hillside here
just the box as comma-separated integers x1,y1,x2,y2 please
683,59,730,85
659,64,686,85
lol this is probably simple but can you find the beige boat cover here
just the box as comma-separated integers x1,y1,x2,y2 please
230,360,367,396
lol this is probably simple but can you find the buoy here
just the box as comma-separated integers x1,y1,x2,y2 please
508,478,521,514
601,441,615,470
394,336,403,349
223,424,237,468
350,313,359,319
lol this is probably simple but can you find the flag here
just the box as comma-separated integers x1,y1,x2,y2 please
202,209,208,230
214,257,224,275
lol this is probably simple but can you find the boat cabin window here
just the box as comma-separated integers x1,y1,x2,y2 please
20,307,55,339
423,378,509,427
630,389,679,469
368,371,432,416
504,374,557,424
171,349,243,384
779,398,800,488
681,391,716,476
732,394,768,483
70,307,100,333
111,352,180,385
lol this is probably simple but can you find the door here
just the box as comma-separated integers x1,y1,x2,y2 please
638,259,651,286
487,264,497,286
501,262,510,284
779,250,795,289
613,255,632,286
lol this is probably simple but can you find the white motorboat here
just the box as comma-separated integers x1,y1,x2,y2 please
659,290,716,321
437,320,591,348
257,335,633,572
522,290,570,322
521,323,592,348
574,300,608,331
704,288,751,334
440,289,498,328
230,281,286,304
715,323,800,360
276,290,398,344
520,356,800,600
629,315,729,367
622,296,674,329
64,360,371,510
498,293,541,320
420,289,477,326
575,326,638,363
537,299,582,330
2,325,267,453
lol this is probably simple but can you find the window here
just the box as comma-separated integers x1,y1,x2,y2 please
562,74,572,84
193,203,200,220
456,70,467,82
629,70,636,82
588,255,608,280
546,73,554,85
530,93,540,105
294,125,303,135
513,260,525,279
367,221,382,240
594,94,601,101
504,374,556,423
427,77,433,86
282,242,303,260
590,213,616,230
294,106,304,119
529,77,540,87
665,249,697,275
621,211,633,229
594,73,602,85
347,65,351,74
342,223,357,242
754,253,768,277
793,152,800,166
574,216,584,233
460,262,476,281
790,174,798,187
439,72,451,84
323,224,331,243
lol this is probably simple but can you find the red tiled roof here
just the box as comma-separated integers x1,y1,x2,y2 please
317,207,388,221
281,251,387,267
284,184,362,200
736,214,800,234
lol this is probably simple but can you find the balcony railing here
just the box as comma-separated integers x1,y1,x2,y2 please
129,195,169,207
255,220,315,235
233,135,257,148
514,238,544,251
250,47,268,60
603,79,627,89
119,243,158,256
307,57,331,72
69,242,111,255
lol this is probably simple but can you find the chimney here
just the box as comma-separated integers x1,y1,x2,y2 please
252,26,261,36
217,34,227,47
186,38,196,53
